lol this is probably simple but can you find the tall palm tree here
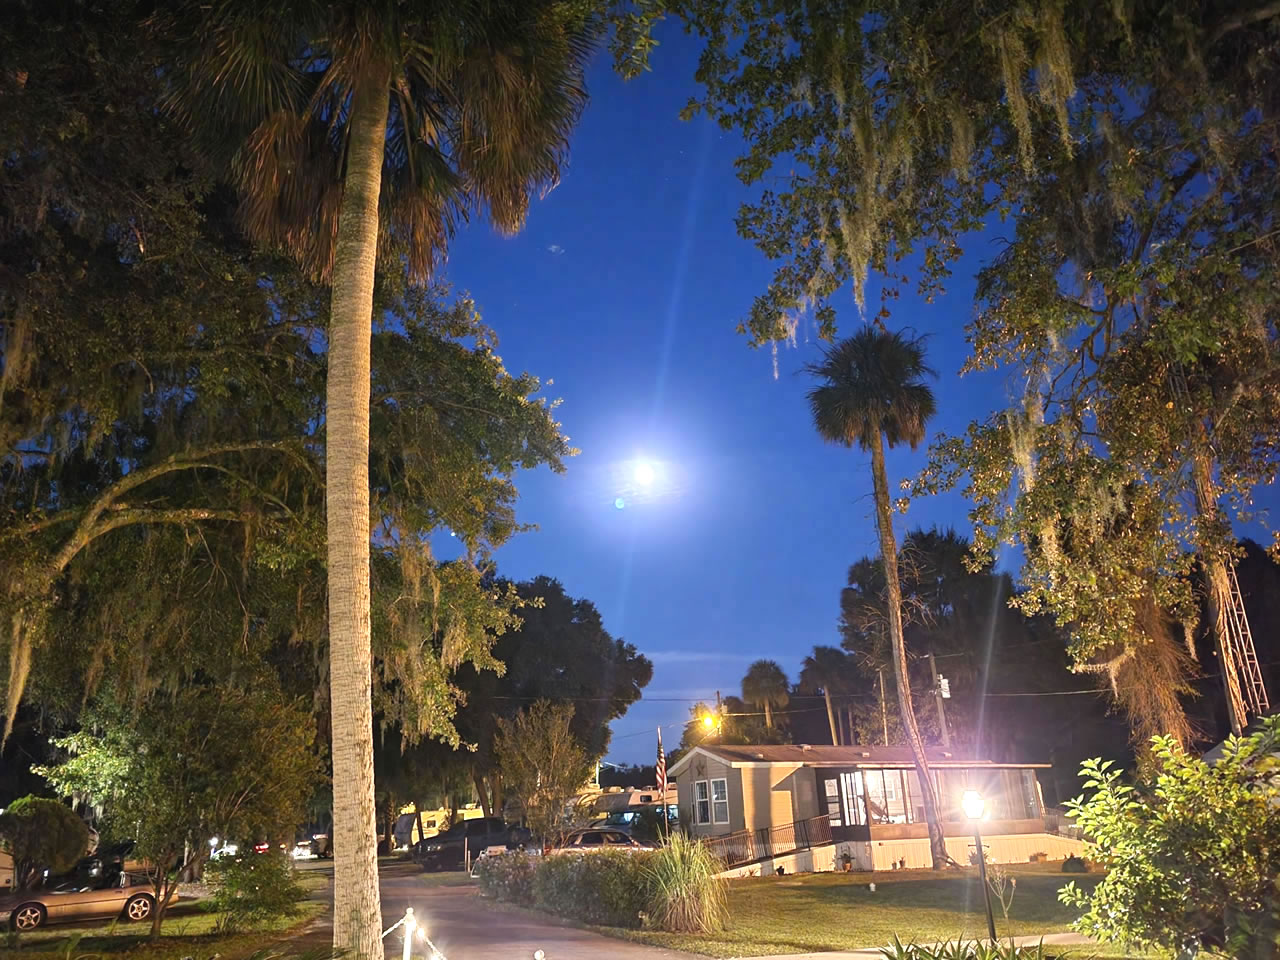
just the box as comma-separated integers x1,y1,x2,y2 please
799,646,852,745
158,5,595,955
807,326,948,869
742,659,790,730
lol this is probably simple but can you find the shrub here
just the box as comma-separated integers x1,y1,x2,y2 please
476,851,537,905
1060,855,1088,873
643,833,727,934
205,852,306,933
0,796,89,888
1060,717,1280,957
532,851,650,927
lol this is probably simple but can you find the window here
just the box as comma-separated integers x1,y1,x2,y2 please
711,778,730,824
694,780,711,824
840,771,867,826
824,778,842,827
605,832,631,845
578,831,604,846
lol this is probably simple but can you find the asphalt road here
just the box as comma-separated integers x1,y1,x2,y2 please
296,859,692,960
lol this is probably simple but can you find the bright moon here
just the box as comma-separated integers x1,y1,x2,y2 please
634,461,656,487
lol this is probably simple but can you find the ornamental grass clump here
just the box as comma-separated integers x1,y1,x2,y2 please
643,832,727,934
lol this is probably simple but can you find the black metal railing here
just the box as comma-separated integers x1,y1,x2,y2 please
704,814,834,867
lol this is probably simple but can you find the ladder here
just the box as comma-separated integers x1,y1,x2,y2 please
1226,564,1270,716
1167,359,1270,728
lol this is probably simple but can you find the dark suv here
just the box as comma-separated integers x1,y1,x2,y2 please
413,818,530,871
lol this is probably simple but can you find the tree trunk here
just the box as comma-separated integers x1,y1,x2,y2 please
870,431,948,869
824,688,839,745
764,700,773,729
326,61,391,960
473,769,493,818
492,771,504,819
1190,447,1247,736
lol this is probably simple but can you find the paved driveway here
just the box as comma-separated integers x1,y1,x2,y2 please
299,860,691,960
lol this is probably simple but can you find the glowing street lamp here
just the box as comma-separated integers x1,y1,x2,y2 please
963,790,998,942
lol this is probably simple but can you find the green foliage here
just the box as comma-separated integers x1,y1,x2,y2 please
494,700,594,841
482,837,727,935
0,796,89,888
37,686,317,933
740,660,790,728
530,851,651,927
205,853,306,934
476,850,538,905
1059,856,1088,874
881,936,1051,960
1060,716,1280,956
643,833,728,934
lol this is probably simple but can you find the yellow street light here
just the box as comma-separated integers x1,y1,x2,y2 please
701,714,717,730
962,790,985,820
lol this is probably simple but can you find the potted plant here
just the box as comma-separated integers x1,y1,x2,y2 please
840,851,853,872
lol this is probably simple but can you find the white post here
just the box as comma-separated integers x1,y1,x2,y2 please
403,907,415,960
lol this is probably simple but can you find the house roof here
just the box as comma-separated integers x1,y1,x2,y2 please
667,743,1050,779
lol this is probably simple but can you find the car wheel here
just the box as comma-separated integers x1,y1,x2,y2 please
10,903,46,931
123,894,154,922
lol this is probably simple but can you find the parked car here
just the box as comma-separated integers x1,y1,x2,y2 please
414,818,530,871
548,828,654,855
4,872,158,931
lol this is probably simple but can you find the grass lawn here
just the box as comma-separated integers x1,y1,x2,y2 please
4,897,327,960
605,864,1164,958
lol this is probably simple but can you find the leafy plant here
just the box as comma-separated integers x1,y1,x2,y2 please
530,851,650,927
1060,856,1088,874
476,851,537,906
0,796,89,888
205,852,306,934
1061,716,1280,956
880,937,1050,960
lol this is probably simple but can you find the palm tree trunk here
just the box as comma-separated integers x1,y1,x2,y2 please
326,62,391,960
824,688,839,745
869,431,948,869
764,700,773,729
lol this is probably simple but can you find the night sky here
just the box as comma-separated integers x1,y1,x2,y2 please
426,25,1246,764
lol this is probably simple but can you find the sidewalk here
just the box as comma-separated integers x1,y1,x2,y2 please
760,932,1096,959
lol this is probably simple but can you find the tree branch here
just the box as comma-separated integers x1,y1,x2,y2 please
42,441,303,576
1210,2,1280,43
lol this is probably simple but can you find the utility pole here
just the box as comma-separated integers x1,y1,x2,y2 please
928,653,951,748
877,668,889,745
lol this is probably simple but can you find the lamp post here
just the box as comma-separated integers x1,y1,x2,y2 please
962,790,998,942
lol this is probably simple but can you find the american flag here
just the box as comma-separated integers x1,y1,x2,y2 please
656,727,667,798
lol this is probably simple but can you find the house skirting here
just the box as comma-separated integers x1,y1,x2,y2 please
851,832,1084,871
713,832,1084,878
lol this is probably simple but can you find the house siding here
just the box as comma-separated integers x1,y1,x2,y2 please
676,754,738,837
739,765,798,832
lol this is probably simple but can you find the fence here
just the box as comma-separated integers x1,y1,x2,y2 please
703,814,833,867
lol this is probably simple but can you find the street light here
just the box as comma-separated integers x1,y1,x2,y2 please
963,790,998,943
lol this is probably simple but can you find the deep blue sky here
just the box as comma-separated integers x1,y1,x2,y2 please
431,26,1041,763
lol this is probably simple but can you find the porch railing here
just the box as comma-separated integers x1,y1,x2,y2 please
703,814,834,867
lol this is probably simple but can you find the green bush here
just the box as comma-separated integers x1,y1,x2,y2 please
205,852,306,933
531,851,650,927
881,935,1050,960
643,833,727,934
1060,855,1088,873
483,837,727,935
0,796,89,888
476,851,537,905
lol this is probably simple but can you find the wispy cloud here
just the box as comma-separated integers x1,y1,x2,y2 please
547,243,565,256
645,650,755,665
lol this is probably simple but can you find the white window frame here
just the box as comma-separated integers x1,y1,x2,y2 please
711,777,730,824
694,780,711,825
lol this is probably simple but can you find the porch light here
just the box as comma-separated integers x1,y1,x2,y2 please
961,790,985,820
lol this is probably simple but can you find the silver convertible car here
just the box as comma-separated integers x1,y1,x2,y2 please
4,872,158,930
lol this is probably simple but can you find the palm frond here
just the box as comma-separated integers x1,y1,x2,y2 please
806,326,937,451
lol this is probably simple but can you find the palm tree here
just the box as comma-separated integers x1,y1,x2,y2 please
742,659,790,730
799,646,852,745
158,5,595,955
807,326,948,869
